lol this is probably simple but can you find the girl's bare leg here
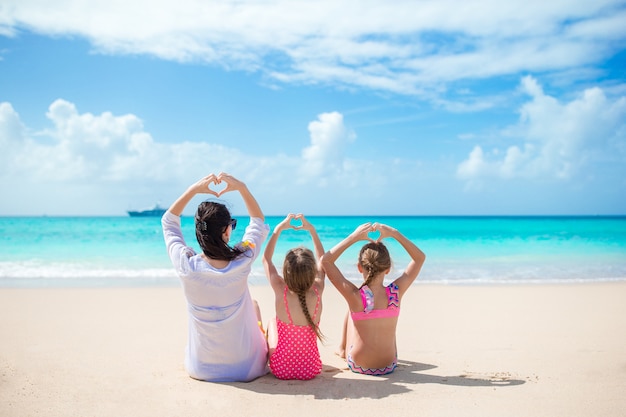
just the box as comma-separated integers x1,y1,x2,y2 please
335,311,349,358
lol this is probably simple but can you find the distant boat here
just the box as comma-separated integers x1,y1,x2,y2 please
127,204,167,217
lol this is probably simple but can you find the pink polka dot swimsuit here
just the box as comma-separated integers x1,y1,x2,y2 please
269,286,322,380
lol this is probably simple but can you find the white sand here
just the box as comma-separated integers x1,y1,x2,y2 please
1,282,625,417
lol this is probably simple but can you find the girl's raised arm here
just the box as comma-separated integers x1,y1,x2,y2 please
298,214,325,282
321,223,373,311
263,214,295,290
375,223,426,297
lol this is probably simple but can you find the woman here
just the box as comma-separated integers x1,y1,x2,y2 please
161,172,270,382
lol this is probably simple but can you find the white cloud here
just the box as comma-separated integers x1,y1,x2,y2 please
0,102,26,172
0,99,236,213
301,112,356,182
457,76,626,183
0,99,422,215
2,0,624,101
1,91,623,215
0,101,25,143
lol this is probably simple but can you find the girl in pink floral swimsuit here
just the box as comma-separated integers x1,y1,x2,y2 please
263,214,325,380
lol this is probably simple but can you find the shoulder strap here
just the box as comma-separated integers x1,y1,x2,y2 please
283,286,293,324
386,282,400,308
360,285,374,313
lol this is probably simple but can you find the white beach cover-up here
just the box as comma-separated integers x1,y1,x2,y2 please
162,211,270,382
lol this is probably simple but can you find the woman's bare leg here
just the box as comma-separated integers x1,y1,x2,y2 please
266,317,278,357
253,299,262,322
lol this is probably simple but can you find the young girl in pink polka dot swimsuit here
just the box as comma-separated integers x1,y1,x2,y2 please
263,214,325,380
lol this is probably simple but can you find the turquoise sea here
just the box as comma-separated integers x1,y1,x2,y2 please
1,216,625,287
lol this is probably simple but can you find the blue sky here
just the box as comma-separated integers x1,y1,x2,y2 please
1,1,625,216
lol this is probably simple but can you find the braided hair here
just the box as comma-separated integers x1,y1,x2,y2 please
283,247,324,341
358,242,391,289
195,201,246,261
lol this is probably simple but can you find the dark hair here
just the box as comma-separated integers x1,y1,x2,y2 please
195,201,246,261
358,241,391,289
283,247,324,341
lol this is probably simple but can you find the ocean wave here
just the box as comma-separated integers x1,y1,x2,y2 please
0,261,178,287
1,261,625,287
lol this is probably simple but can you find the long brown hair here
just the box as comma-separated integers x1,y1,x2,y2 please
283,247,324,341
358,241,391,289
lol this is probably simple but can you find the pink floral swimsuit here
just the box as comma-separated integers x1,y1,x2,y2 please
269,286,322,380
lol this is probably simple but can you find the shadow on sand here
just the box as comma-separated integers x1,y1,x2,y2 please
222,358,526,400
